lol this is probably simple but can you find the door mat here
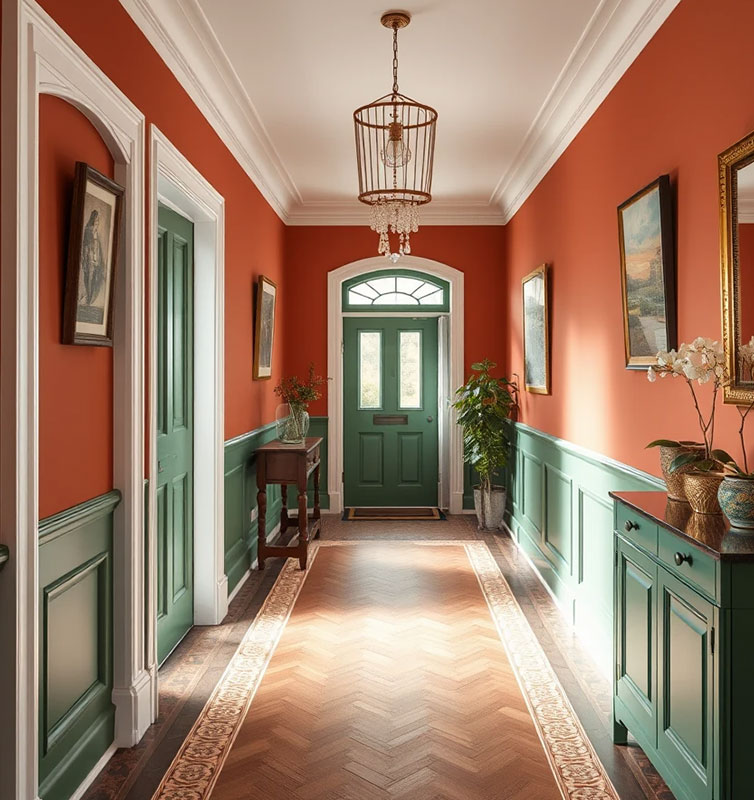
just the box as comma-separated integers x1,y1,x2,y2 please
342,507,446,521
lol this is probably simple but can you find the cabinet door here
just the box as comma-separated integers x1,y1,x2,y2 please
658,568,715,800
616,536,658,746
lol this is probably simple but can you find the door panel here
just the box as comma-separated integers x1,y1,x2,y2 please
616,536,657,746
344,317,438,506
658,569,714,800
156,205,194,664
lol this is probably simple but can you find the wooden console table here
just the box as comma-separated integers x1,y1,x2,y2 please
255,437,322,570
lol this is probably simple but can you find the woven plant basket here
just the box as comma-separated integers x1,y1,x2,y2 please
683,471,725,515
659,442,705,502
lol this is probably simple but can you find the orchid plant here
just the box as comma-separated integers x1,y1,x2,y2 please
646,337,731,473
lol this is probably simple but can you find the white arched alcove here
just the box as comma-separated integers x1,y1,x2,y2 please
327,255,465,515
1,2,147,797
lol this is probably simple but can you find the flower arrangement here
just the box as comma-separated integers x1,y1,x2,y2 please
274,363,326,407
646,337,729,473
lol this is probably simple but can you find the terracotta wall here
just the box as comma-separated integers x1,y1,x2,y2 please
504,0,754,476
284,226,506,417
34,0,286,515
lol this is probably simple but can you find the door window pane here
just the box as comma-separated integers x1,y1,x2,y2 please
399,330,422,408
359,331,382,409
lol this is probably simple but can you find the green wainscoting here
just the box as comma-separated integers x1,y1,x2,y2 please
223,417,329,593
38,491,120,800
506,423,663,670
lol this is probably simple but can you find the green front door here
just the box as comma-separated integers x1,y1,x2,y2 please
343,317,438,507
156,205,194,664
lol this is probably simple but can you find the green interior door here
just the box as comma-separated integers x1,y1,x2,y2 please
156,205,194,665
343,317,438,507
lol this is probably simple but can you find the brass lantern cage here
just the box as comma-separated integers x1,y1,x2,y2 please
353,12,437,210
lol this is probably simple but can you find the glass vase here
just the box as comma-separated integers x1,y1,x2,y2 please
275,402,310,444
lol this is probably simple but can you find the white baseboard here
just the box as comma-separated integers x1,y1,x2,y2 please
112,668,152,747
69,743,117,800
227,522,282,605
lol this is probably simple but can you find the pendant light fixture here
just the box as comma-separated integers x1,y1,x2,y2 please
354,11,437,262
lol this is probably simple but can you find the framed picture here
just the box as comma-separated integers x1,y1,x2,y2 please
253,275,277,380
618,174,676,368
63,162,124,346
522,263,550,394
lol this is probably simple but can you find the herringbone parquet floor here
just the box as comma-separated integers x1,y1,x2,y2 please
211,543,564,799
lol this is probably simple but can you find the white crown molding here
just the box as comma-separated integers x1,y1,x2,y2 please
286,200,505,226
121,0,680,227
493,0,682,223
119,0,299,222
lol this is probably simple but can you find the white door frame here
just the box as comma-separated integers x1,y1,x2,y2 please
1,2,147,796
327,256,465,515
148,126,226,712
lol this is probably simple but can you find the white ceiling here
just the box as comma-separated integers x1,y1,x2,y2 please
122,0,681,224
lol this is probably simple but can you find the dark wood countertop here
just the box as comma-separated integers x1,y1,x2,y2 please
610,491,754,562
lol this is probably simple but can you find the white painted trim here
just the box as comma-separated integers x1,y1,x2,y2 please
286,200,505,226
119,0,677,226
148,126,226,719
0,2,146,795
327,256,464,515
68,744,117,800
492,0,681,222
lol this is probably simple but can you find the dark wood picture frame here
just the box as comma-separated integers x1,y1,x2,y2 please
617,174,676,369
62,161,124,346
253,275,277,380
522,263,550,395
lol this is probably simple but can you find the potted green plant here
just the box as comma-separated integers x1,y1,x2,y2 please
452,360,518,530
716,338,754,528
646,338,728,512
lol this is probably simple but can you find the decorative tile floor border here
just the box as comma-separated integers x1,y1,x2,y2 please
151,539,619,799
466,541,619,800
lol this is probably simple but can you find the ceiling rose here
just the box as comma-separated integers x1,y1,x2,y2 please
353,11,437,263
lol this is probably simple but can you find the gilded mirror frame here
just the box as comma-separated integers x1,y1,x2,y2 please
720,130,754,405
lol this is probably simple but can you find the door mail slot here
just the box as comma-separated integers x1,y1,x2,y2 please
373,414,408,425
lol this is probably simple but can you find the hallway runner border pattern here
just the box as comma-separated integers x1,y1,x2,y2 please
151,539,619,800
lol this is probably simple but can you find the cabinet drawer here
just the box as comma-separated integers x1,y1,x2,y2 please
658,526,717,602
615,502,657,554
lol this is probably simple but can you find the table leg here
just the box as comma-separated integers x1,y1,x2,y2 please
257,487,267,570
298,489,308,570
313,461,321,539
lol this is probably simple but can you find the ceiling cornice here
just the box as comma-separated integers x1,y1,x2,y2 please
493,0,681,223
120,0,681,227
287,200,505,226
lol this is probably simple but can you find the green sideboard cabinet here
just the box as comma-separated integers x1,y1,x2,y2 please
611,491,754,800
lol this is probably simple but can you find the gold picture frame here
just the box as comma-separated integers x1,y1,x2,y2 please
522,263,550,395
253,275,277,380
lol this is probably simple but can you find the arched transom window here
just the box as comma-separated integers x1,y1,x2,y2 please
342,270,449,312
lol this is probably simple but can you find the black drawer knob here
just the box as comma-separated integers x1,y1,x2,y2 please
624,520,638,532
674,552,692,567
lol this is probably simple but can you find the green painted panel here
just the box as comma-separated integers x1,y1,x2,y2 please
616,536,657,746
359,433,384,485
38,491,119,800
658,569,714,800
156,205,195,665
658,525,717,603
508,422,662,672
544,464,572,570
344,317,438,506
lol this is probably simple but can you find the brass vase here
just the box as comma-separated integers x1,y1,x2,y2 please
683,471,725,515
659,442,705,501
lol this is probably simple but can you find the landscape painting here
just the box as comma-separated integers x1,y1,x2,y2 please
253,275,277,380
618,175,676,368
522,264,550,394
63,162,123,346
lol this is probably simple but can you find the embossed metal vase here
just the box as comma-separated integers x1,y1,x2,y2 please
659,442,705,502
683,471,725,515
718,477,754,529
